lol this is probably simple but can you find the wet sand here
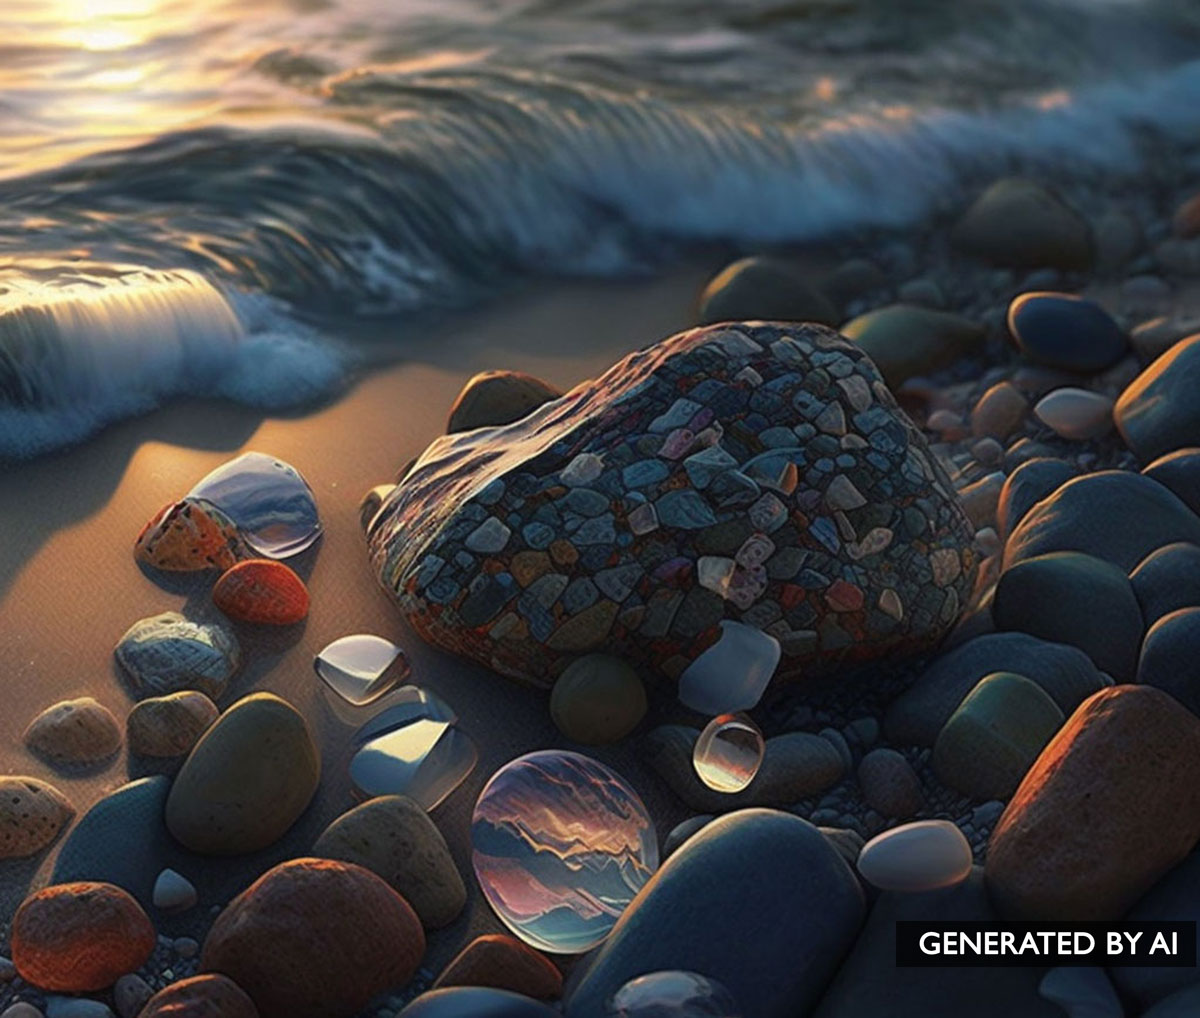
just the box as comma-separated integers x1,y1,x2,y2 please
0,263,719,975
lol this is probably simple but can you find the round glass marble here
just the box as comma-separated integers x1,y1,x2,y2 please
471,750,659,954
693,714,764,793
607,970,742,1018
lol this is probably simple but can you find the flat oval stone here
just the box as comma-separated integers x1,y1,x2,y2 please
951,179,1093,271
126,691,218,758
134,498,250,572
1008,293,1128,374
114,611,240,701
1131,542,1200,626
166,693,320,855
1116,335,1200,462
857,820,973,893
137,974,259,1018
0,777,73,859
1143,448,1200,515
212,559,310,625
447,371,562,434
697,257,837,327
1137,608,1200,716
1033,388,1115,440
841,305,985,387
24,698,121,765
432,934,562,999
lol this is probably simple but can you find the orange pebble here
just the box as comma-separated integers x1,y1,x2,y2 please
135,498,250,572
213,559,310,625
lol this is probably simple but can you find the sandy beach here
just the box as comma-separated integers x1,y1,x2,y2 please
0,263,716,973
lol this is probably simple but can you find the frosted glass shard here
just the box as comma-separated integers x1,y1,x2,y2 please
677,620,781,715
190,451,322,558
693,714,764,793
608,970,742,1018
472,750,658,954
315,634,410,706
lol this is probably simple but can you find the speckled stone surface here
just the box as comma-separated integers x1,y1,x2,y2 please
368,323,977,689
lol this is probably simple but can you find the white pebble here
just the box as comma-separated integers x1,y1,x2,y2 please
857,819,973,892
1033,388,1115,440
153,868,197,912
1,1005,45,1018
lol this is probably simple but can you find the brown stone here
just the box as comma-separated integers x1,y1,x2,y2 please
0,777,74,859
12,882,155,992
24,697,122,765
971,382,1028,440
985,686,1200,920
432,934,562,999
1173,192,1200,239
201,859,425,1018
446,370,562,434
545,600,619,652
510,550,552,588
127,691,219,758
138,974,259,1017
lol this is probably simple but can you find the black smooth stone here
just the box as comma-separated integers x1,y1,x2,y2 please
1117,337,1200,462
399,988,559,1018
996,457,1079,539
1138,608,1200,717
1008,292,1127,373
1130,543,1200,627
1144,448,1200,514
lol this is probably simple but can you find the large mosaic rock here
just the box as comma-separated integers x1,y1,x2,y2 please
368,323,977,688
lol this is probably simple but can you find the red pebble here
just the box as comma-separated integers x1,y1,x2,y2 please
213,560,310,625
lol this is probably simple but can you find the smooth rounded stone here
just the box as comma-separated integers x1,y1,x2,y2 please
1138,608,1200,716
201,859,425,1018
114,973,153,1018
1116,335,1200,462
113,612,240,701
950,178,1093,271
971,382,1028,441
1129,316,1200,362
1038,967,1122,1018
662,815,713,859
433,934,562,998
986,686,1200,921
24,698,121,765
1143,984,1200,1018
856,749,923,819
187,452,322,559
12,883,155,992
1032,388,1114,440
312,795,466,929
472,751,657,954
0,777,73,859
44,1000,113,1018
1008,292,1127,374
822,258,888,308
549,655,647,745
696,257,837,327
996,458,1079,538
693,714,763,793
819,827,866,872
896,278,943,308
1093,209,1144,273
856,820,972,893
1003,470,1200,572
840,305,985,387
970,437,1004,468
166,693,320,855
134,498,251,573
565,810,865,1018
676,621,779,716
0,1008,42,1018
958,471,1005,530
211,559,309,625
126,692,218,758
370,323,976,691
137,974,259,1018
1131,543,1200,626
1143,447,1200,514
932,672,1064,801
607,970,741,1017
993,551,1143,681
812,867,1059,1018
314,634,410,706
645,726,843,813
884,631,1107,747
447,370,563,434
399,988,560,1018
152,869,197,912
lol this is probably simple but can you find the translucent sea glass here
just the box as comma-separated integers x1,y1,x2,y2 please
471,750,658,954
349,686,476,809
677,621,781,715
693,714,764,793
607,971,742,1018
315,634,410,706
190,451,322,558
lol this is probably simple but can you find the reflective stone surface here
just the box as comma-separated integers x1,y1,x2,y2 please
190,451,322,559
472,750,658,954
349,687,476,809
607,970,742,1018
692,714,764,793
315,635,410,706
677,621,780,716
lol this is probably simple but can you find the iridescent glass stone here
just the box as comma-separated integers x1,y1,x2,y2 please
471,750,658,954
693,714,764,793
315,635,410,706
349,686,476,809
607,971,742,1018
677,621,780,716
190,451,322,558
